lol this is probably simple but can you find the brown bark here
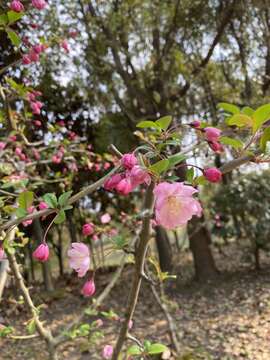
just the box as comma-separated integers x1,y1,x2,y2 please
155,226,173,272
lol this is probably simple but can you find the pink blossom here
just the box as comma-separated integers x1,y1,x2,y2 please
33,44,45,54
208,141,224,153
115,177,133,195
102,345,113,359
39,201,48,210
0,142,6,150
10,0,24,12
33,243,49,262
32,149,40,160
104,162,111,170
15,147,22,156
30,101,43,115
121,153,138,170
22,206,35,227
190,120,201,128
109,228,118,236
52,155,61,164
32,0,47,10
104,174,122,191
153,182,202,229
9,135,17,142
82,223,94,236
34,120,42,127
204,168,222,183
0,247,6,260
29,50,40,62
204,127,221,142
67,242,90,277
61,40,69,53
22,55,31,65
129,165,151,187
81,278,95,297
101,213,111,224
92,234,99,241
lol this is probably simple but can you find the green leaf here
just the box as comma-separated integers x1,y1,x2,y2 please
219,136,243,149
147,343,168,355
155,115,172,130
241,106,254,116
43,193,58,208
227,114,253,128
260,127,270,152
193,176,207,185
54,210,66,224
0,14,8,25
167,153,186,168
15,207,28,218
253,104,270,133
26,320,36,335
58,191,72,207
186,168,194,182
217,103,240,114
6,30,21,47
127,345,142,356
0,326,14,338
7,10,24,24
18,191,34,210
136,120,160,129
149,159,170,175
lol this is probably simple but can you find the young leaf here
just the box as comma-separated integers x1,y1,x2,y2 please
43,193,58,208
18,191,34,210
155,115,172,130
149,159,170,175
219,136,243,149
167,153,186,168
54,210,66,224
127,345,142,356
227,114,253,127
6,30,21,47
0,14,8,25
260,127,270,152
241,106,254,116
26,319,36,335
136,120,160,129
147,343,168,355
253,104,270,133
58,191,72,207
15,208,28,218
217,103,240,114
7,10,24,24
186,167,194,182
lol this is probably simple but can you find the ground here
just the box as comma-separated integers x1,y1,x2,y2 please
1,244,270,360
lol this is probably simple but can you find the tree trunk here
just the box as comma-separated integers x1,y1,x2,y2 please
188,216,218,281
155,226,173,272
0,259,9,301
33,220,54,292
66,210,78,243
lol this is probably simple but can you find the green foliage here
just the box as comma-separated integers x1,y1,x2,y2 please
0,326,14,338
18,191,34,210
43,193,58,208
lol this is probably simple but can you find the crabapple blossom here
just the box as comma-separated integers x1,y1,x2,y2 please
204,127,221,142
67,242,90,277
121,153,138,170
208,141,224,153
22,55,31,65
102,345,113,359
190,120,201,128
129,165,151,187
0,142,6,150
101,213,111,224
32,0,47,10
61,40,69,53
82,223,94,236
10,0,24,12
153,182,202,229
115,177,133,195
104,174,122,191
0,247,6,260
29,50,40,62
22,206,35,227
81,278,96,297
33,243,49,262
204,167,222,183
39,201,48,210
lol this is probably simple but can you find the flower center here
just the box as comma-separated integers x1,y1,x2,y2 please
167,196,181,214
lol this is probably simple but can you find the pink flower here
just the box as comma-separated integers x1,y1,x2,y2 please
67,242,90,277
0,142,6,150
33,243,49,262
102,345,113,359
29,50,40,62
30,101,43,115
39,201,48,210
129,165,151,187
81,278,95,297
153,182,202,230
34,120,42,127
22,55,31,65
15,147,22,156
82,223,94,236
22,206,35,227
101,213,111,224
52,155,61,164
92,234,99,241
204,127,221,142
0,247,6,260
10,0,24,12
61,40,69,53
190,120,201,128
32,44,45,54
115,177,133,195
104,174,122,191
204,168,222,183
9,135,17,142
121,153,137,170
32,149,40,160
104,162,111,170
32,0,47,10
208,141,224,153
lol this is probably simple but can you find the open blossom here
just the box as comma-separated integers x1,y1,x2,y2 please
81,278,95,297
204,127,221,142
33,243,49,262
102,345,113,359
68,242,90,277
153,182,202,230
82,223,94,236
129,165,151,187
10,0,24,12
204,167,222,183
32,0,47,10
121,153,138,170
101,213,111,224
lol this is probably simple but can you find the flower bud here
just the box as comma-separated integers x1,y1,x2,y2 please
190,120,201,128
81,279,95,297
204,167,222,183
33,243,49,262
82,223,94,236
39,201,48,210
121,153,137,170
10,0,24,12
204,127,221,142
32,0,47,10
208,141,224,153
104,174,122,191
101,213,111,224
115,178,133,195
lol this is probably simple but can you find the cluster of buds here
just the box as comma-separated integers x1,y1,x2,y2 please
23,43,47,65
10,0,47,12
52,146,65,164
190,121,224,153
27,91,43,115
104,153,151,195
